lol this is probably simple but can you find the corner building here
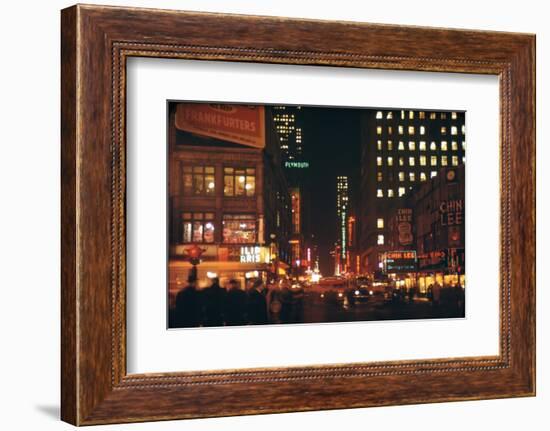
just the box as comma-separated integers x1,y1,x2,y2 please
359,109,465,276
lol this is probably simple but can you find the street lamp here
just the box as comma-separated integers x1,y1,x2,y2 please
269,233,278,279
184,244,206,280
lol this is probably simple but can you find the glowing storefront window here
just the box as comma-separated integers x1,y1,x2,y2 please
222,214,257,244
182,212,215,243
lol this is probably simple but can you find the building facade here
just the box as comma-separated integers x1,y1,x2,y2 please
359,109,466,276
272,105,305,167
383,165,466,292
272,105,315,276
335,176,349,275
168,104,292,299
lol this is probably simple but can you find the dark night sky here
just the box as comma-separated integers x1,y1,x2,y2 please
299,106,362,275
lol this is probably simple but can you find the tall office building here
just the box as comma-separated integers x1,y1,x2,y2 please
336,176,350,275
358,109,466,275
272,106,313,275
272,106,304,167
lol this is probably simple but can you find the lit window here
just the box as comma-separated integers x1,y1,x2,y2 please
451,126,458,135
431,171,437,178
430,112,437,120
431,156,437,166
387,156,393,166
452,112,458,120
409,172,416,181
409,111,414,120
388,126,393,134
399,172,405,181
182,212,215,243
408,141,415,151
419,141,426,151
452,156,459,166
377,234,385,245
462,125,465,134
183,165,216,196
398,141,405,150
399,157,404,166
420,125,425,135
377,172,383,182
222,214,257,243
377,140,383,150
377,218,384,229
420,155,427,166
441,126,447,134
387,140,393,150
376,111,383,119
441,141,448,151
419,111,426,119
430,141,437,151
441,112,447,119
388,189,394,197
376,126,382,135
398,187,406,197
398,125,404,135
400,110,405,120
386,112,393,119
452,141,459,151
408,126,415,134
462,141,466,150
420,172,427,182
377,189,383,198
463,156,466,164
441,156,448,166
409,157,415,166
224,167,255,197
377,156,382,166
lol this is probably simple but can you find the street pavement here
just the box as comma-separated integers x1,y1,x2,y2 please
298,290,464,324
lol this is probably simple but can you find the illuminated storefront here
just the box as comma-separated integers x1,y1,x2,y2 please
167,102,292,301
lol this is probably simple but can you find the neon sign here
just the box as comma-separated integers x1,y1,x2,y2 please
285,161,309,168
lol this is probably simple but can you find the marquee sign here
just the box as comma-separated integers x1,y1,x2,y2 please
383,250,417,273
239,246,271,264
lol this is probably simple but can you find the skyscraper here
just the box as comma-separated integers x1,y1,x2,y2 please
272,105,312,275
336,175,349,275
359,109,466,275
272,106,304,167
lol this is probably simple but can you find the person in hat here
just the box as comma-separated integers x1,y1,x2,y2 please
201,276,227,327
224,279,248,326
247,278,268,325
174,273,202,328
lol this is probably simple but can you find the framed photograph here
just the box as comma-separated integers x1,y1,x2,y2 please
61,4,536,425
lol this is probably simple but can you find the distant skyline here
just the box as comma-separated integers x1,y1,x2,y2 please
293,106,361,275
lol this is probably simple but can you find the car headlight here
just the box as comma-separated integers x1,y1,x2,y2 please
338,292,343,298
369,290,374,295
354,290,360,296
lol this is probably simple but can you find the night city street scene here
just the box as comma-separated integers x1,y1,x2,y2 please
167,102,466,329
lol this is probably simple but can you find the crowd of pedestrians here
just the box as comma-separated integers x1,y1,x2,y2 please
171,274,303,328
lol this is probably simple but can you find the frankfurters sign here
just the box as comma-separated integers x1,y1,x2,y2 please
175,104,265,148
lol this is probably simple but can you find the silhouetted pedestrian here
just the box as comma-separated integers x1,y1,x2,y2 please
202,277,226,327
225,279,248,326
174,274,201,328
432,282,442,307
247,279,268,325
